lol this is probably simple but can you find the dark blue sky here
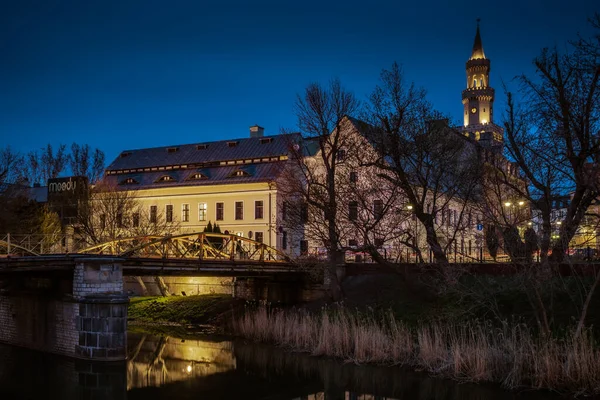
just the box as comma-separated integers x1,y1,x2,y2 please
1,0,598,165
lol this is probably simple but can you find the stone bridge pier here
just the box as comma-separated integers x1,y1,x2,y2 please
0,257,128,361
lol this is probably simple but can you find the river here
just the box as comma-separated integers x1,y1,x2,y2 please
0,331,565,399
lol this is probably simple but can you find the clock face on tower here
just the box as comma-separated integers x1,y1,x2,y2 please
471,107,477,114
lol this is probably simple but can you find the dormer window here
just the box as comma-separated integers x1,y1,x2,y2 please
156,175,175,183
230,169,250,177
197,144,209,150
120,177,138,185
259,137,273,144
227,141,239,148
167,147,179,153
120,152,132,158
188,173,208,180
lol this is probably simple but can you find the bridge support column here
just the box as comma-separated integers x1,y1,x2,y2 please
73,258,128,361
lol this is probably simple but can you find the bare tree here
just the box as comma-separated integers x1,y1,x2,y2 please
69,143,105,184
76,181,178,246
40,144,69,184
280,79,360,301
502,25,600,265
21,144,68,186
364,63,482,265
0,146,22,185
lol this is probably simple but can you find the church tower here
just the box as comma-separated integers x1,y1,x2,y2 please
461,20,503,152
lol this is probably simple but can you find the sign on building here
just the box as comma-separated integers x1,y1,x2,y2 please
47,176,89,223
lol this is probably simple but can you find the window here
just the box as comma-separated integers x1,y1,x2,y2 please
350,171,358,183
259,138,273,144
282,231,287,250
116,212,123,228
227,141,239,147
300,240,308,254
373,200,383,220
300,203,308,223
167,147,178,153
349,201,358,221
255,232,264,249
150,206,157,224
374,238,384,247
132,213,140,228
235,201,244,220
196,144,209,150
231,169,250,177
336,149,346,162
189,173,207,180
348,239,358,247
99,214,106,230
182,203,190,222
157,175,175,182
216,202,224,221
255,200,264,219
166,204,173,223
198,203,207,221
121,177,138,185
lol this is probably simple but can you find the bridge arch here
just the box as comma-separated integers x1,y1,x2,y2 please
77,232,290,262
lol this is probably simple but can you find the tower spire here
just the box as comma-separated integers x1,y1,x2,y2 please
470,18,486,60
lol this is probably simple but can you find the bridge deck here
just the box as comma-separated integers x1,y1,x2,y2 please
0,255,300,278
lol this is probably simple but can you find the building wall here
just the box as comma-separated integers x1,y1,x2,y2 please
123,181,281,250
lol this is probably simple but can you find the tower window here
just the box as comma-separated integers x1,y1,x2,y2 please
473,78,477,87
483,108,486,112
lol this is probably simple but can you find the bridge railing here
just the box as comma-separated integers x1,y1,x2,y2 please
1,232,289,262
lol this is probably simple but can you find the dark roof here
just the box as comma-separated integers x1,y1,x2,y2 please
106,133,300,172
103,163,285,188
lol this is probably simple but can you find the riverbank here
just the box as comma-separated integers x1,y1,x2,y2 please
128,294,243,335
233,306,600,395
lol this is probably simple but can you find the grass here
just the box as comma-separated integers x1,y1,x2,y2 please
233,307,600,395
128,294,239,326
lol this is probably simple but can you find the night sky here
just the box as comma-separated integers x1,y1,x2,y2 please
1,0,598,166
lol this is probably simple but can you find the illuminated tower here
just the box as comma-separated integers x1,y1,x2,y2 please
462,20,503,151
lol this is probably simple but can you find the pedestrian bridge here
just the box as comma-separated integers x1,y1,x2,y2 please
0,232,290,262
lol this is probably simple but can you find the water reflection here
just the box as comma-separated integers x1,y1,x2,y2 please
127,333,235,389
0,332,565,400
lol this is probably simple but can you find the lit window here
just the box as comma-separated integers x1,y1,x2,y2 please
198,203,207,221
188,173,207,180
157,175,175,183
121,177,138,185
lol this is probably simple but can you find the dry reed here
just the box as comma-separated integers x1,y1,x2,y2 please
233,307,600,395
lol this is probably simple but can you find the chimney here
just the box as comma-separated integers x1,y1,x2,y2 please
249,125,264,138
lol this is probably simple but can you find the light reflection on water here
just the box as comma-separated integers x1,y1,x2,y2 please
0,332,565,400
